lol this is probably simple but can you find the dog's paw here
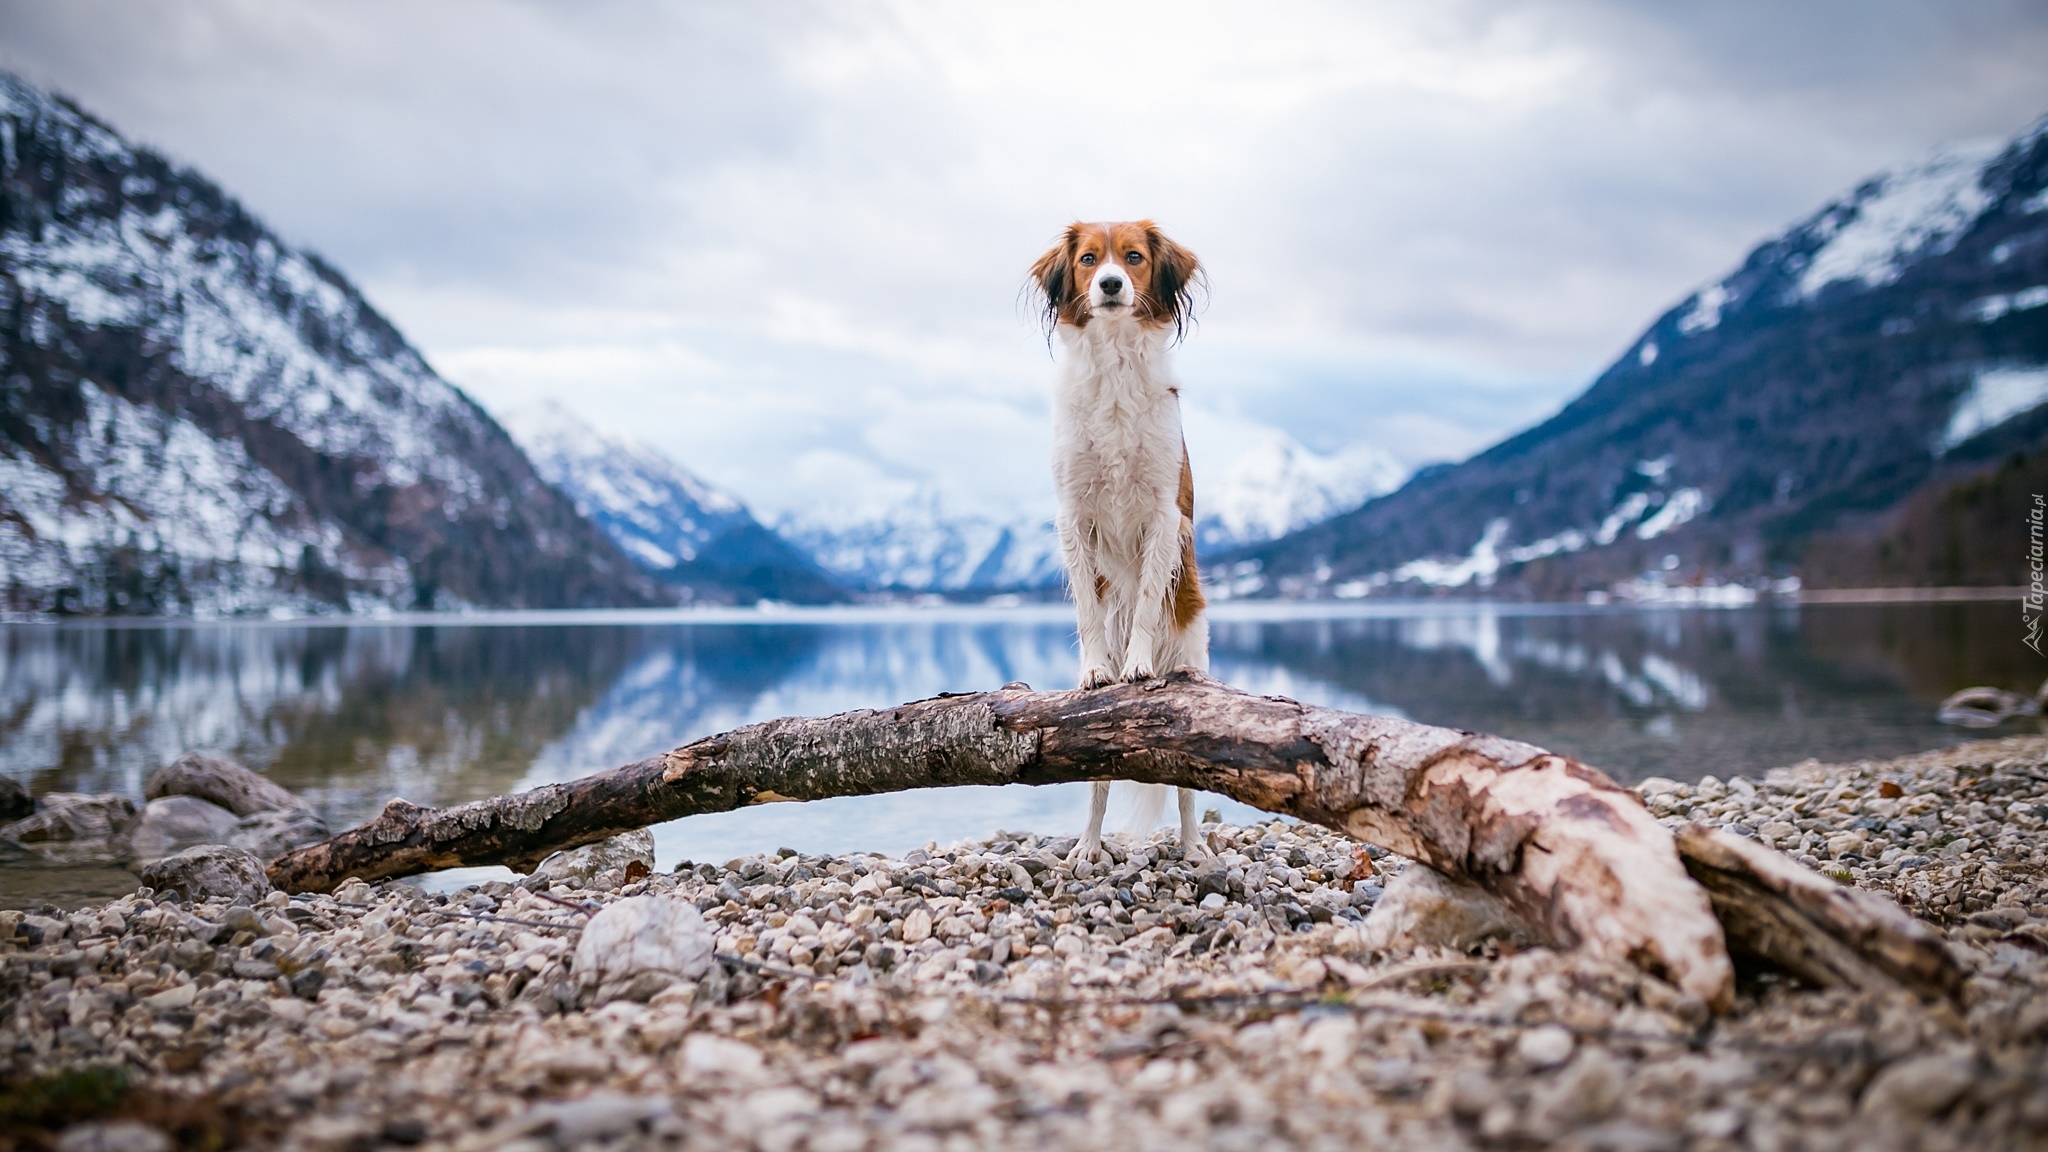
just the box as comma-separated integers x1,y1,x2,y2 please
1079,665,1117,690
1066,837,1102,865
1120,658,1157,682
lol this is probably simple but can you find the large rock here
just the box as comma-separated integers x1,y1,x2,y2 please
530,829,656,888
572,893,714,1004
0,775,32,821
0,793,138,844
145,754,305,817
136,844,272,903
1358,864,1538,954
124,796,242,863
228,807,330,862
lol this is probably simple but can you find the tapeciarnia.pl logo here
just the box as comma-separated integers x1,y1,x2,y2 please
2029,494,2045,656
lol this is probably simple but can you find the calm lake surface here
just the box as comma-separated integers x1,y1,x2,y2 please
4,600,2041,908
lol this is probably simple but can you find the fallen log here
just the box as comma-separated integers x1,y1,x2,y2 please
1675,823,1964,1002
267,672,1960,1009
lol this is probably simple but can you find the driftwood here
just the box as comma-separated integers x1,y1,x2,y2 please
1676,823,1963,1001
270,672,1962,1009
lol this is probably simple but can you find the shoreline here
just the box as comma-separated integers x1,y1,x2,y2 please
0,588,2021,631
3,738,2046,1150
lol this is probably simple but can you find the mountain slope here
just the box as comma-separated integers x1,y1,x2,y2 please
504,403,845,604
0,73,668,615
1240,113,2048,599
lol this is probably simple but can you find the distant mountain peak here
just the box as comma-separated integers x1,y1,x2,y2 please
503,401,844,604
1197,433,1406,552
504,401,749,569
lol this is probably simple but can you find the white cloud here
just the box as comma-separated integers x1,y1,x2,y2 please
4,1,2046,518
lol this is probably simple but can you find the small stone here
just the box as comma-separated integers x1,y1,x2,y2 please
124,796,240,863
531,829,657,888
290,967,327,999
55,1121,170,1152
572,893,713,1004
145,754,306,817
227,808,330,862
1824,832,1865,859
1199,892,1226,911
222,905,266,935
1758,820,1800,846
143,983,197,1012
1359,865,1534,953
1861,1050,1976,1117
0,774,32,821
522,1092,674,1145
2,793,137,845
901,908,933,944
137,845,271,902
1516,1025,1575,1070
682,1033,765,1076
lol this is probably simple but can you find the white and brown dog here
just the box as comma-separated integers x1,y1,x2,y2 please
1029,220,1208,862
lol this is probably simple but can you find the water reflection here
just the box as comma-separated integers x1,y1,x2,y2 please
1,601,2037,905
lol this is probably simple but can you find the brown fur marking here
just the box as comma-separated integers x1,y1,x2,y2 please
1172,445,1205,628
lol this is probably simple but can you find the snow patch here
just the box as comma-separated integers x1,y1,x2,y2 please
1635,488,1705,540
1796,142,2001,298
1676,283,1731,335
1593,493,1653,546
1968,286,2048,323
1389,519,1509,589
1941,365,2048,450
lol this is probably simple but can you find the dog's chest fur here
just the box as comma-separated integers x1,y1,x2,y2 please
1051,323,1183,563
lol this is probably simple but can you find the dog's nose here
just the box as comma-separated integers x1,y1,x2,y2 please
1100,275,1124,295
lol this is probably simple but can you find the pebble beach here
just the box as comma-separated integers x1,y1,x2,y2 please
5,737,2048,1152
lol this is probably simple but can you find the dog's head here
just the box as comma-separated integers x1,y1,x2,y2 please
1028,220,1201,343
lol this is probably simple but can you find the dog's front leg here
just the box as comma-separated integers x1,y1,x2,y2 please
1059,514,1116,689
1120,503,1184,680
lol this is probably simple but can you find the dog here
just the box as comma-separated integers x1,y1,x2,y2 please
1028,220,1209,862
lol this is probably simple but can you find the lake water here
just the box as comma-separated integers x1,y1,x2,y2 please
4,599,2040,908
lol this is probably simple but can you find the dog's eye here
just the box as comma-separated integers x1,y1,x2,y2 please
1078,253,1097,266
1125,251,1143,265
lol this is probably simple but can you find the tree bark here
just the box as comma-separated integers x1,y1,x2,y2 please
265,672,1957,1010
1675,823,1963,1002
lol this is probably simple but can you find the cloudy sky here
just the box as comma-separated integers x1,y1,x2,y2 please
4,1,2047,522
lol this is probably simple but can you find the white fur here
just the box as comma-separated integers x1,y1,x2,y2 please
1050,305,1208,860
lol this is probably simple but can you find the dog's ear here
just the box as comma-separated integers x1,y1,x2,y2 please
1143,222,1202,342
1027,224,1080,338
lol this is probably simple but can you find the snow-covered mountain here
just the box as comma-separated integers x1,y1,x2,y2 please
503,403,843,603
772,428,1404,594
776,493,1064,594
1194,432,1406,552
1244,110,2048,598
0,73,665,616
